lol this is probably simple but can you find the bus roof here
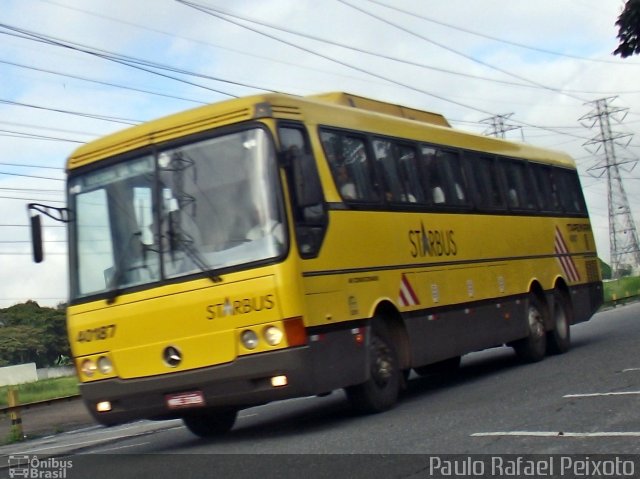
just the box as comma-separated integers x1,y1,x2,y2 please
308,92,451,127
67,92,576,170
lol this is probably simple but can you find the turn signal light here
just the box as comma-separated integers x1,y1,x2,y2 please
283,317,307,346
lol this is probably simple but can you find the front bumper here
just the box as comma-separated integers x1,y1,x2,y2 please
80,346,314,426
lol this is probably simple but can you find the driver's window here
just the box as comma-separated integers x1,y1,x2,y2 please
279,124,327,258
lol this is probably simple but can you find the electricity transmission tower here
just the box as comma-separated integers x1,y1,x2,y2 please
481,113,524,140
581,97,640,278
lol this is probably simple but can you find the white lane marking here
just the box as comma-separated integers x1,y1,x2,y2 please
563,391,640,398
12,436,136,454
622,367,640,372
472,431,640,438
9,424,184,455
88,442,150,453
238,413,258,419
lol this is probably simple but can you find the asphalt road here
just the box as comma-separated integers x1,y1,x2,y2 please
1,302,639,478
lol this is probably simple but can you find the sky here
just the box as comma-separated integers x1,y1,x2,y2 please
1,0,639,307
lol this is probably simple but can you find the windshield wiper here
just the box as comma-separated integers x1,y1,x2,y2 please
166,214,222,283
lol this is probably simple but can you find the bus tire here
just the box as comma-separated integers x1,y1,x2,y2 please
513,294,547,363
547,290,571,354
182,408,238,438
346,320,400,414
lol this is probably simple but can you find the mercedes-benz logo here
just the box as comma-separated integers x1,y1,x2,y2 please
163,346,182,368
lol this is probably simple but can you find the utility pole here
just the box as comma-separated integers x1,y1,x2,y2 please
481,113,524,141
581,97,640,278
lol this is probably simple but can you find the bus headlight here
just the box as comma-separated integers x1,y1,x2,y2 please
241,330,259,350
81,359,97,378
263,326,283,346
97,356,113,374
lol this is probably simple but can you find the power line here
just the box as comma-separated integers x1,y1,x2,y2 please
175,0,578,95
0,195,65,203
37,0,381,90
0,224,66,227
0,171,64,181
337,0,590,104
0,98,141,125
364,0,640,67
0,22,270,97
0,240,65,243
0,186,62,192
175,1,599,144
0,252,66,255
176,0,497,116
0,58,209,105
0,119,100,138
0,162,63,170
0,128,85,143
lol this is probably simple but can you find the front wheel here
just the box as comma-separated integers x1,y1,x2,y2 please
346,320,400,414
182,408,238,438
512,294,547,363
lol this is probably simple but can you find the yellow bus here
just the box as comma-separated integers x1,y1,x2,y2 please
29,91,602,437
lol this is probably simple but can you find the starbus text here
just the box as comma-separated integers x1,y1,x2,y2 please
409,223,457,258
206,295,275,320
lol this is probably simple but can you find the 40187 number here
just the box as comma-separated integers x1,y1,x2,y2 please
76,324,116,342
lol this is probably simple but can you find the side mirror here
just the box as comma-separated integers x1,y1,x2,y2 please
293,152,323,208
26,203,73,264
30,214,44,263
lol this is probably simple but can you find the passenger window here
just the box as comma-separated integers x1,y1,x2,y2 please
397,144,424,203
418,145,468,207
320,130,380,202
556,169,587,214
372,139,420,203
439,150,468,206
418,146,447,205
502,160,537,210
372,139,403,202
531,164,558,212
467,155,504,210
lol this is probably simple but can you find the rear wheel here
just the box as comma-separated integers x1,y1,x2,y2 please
182,408,238,438
547,290,571,354
513,294,547,362
346,320,400,414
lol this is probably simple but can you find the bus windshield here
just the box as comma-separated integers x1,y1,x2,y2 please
69,127,285,300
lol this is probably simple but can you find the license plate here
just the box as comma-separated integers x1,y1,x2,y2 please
165,391,205,410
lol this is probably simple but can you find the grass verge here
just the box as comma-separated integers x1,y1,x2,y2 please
0,376,79,407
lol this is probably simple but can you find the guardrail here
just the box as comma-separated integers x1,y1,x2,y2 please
1,390,81,441
603,276,640,305
0,394,81,414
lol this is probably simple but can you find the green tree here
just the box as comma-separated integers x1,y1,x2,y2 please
0,301,70,367
614,0,640,58
599,259,612,280
0,325,44,367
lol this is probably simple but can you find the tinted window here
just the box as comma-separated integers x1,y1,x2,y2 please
466,154,505,210
531,164,560,212
501,159,537,210
556,168,587,214
372,139,423,203
320,130,380,202
419,145,468,207
280,125,327,257
397,144,424,203
372,139,405,202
